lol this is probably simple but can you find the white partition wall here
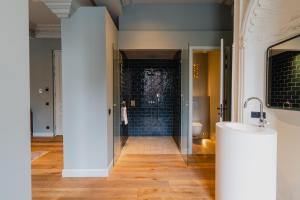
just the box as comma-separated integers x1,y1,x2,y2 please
0,1,31,199
61,7,117,177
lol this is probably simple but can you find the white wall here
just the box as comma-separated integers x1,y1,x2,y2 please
237,0,300,199
271,36,300,51
118,4,233,49
61,7,117,177
0,1,31,199
30,39,61,136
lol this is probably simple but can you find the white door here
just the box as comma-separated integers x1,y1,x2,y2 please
219,39,225,122
54,50,63,135
113,44,121,165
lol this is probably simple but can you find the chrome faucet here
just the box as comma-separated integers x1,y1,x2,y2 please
244,97,267,127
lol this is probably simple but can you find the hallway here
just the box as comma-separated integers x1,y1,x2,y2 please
32,136,215,200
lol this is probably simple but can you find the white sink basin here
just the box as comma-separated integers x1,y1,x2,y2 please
216,122,277,200
218,122,276,134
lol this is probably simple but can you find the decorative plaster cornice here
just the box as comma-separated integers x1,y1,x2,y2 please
34,24,61,38
41,0,73,18
41,0,93,18
241,0,288,44
239,36,247,49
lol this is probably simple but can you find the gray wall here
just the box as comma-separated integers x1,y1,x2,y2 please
105,11,118,166
0,1,31,199
30,38,61,136
61,7,117,175
118,4,233,49
119,4,233,31
119,31,232,49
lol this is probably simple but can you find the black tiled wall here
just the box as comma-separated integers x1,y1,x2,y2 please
269,51,300,109
121,59,181,136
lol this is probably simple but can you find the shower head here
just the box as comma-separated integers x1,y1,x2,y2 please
146,69,155,76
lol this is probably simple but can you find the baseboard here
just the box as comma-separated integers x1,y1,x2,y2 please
32,132,54,137
63,161,114,178
62,169,109,177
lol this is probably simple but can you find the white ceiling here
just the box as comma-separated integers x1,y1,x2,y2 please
29,0,60,27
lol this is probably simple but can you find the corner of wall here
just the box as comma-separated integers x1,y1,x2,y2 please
104,7,118,167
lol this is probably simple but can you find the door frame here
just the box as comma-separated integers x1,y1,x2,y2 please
53,50,63,136
188,46,220,154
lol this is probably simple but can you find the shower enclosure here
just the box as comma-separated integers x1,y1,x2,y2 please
120,58,181,137
112,49,190,164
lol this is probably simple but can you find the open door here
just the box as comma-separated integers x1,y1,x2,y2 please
223,46,232,121
180,45,190,163
218,39,225,122
218,39,232,122
113,44,121,165
54,50,63,135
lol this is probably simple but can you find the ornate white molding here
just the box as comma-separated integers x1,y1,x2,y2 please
34,24,61,38
41,0,73,18
41,0,92,18
236,0,300,122
239,36,247,49
241,0,284,41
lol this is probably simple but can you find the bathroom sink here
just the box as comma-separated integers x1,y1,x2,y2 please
216,122,277,200
217,122,276,134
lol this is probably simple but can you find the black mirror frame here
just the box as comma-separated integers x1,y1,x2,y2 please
266,34,300,111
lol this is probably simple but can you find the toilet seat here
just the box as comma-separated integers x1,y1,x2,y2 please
192,122,203,138
192,122,202,127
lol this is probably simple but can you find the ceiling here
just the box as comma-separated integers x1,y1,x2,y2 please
29,0,60,27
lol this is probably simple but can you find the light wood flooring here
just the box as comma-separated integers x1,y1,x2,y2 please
32,136,215,200
192,139,216,155
122,136,180,155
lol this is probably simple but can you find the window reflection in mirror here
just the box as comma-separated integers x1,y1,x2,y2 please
267,35,300,111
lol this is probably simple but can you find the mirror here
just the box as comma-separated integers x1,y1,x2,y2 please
267,35,300,111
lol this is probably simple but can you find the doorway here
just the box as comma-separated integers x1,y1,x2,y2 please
53,50,63,136
113,49,184,161
188,43,232,158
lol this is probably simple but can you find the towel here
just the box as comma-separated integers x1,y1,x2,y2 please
121,106,128,125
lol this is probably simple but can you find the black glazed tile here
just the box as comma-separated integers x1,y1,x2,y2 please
270,51,300,109
121,59,181,136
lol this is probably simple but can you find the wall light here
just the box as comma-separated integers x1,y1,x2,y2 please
193,64,200,79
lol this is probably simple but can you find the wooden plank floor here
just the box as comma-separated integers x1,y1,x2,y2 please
32,136,215,200
122,137,180,155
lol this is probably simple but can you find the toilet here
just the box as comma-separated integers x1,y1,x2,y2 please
192,122,203,138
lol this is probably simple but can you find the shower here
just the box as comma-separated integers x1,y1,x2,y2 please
119,50,181,137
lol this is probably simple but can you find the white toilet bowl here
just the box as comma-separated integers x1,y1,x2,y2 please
192,122,203,138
